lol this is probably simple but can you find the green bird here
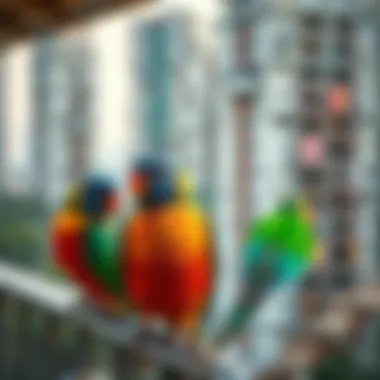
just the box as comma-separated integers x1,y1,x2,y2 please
215,196,317,346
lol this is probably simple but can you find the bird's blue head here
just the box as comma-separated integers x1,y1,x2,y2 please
129,156,175,208
82,175,118,217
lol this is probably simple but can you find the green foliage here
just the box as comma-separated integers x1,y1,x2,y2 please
0,221,45,266
0,195,46,219
0,194,47,267
310,351,359,380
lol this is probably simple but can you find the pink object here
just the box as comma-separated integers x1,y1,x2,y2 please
327,85,351,116
299,133,324,165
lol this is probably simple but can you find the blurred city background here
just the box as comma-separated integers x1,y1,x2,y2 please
0,0,380,378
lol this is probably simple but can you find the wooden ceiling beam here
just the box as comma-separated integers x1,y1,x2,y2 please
0,1,53,36
0,9,27,36
23,0,68,20
60,0,85,11
0,0,150,46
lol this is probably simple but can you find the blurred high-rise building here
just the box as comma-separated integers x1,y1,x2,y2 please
288,0,378,288
136,14,173,153
0,59,4,192
134,6,220,212
215,0,296,304
216,0,379,292
32,31,93,208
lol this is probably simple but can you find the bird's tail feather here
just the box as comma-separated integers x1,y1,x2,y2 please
214,250,278,347
213,289,262,347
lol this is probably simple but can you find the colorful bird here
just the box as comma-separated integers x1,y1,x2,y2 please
214,196,317,346
122,157,215,337
51,176,125,314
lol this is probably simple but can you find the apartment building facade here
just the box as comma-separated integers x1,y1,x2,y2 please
215,0,380,297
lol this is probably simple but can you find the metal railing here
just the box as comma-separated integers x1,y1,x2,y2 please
0,261,214,380
2,260,380,380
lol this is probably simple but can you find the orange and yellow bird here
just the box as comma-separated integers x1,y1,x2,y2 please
122,158,215,337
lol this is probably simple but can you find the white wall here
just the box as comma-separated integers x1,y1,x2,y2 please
87,14,138,187
2,43,32,193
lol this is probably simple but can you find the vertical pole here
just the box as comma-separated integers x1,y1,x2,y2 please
41,314,61,380
12,302,32,379
375,0,380,272
0,51,4,194
111,345,139,380
75,327,97,379
0,293,9,379
160,367,192,380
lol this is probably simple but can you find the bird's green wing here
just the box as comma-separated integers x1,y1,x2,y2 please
215,212,283,346
276,199,317,273
215,243,281,346
84,219,123,296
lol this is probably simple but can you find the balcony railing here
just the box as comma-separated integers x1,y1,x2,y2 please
2,260,380,380
0,261,214,380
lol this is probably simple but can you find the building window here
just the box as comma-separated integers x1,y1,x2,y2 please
330,240,352,263
300,167,324,187
330,67,352,84
336,38,353,60
332,214,353,237
301,64,322,82
331,188,355,210
302,86,324,110
302,37,321,57
301,13,324,32
328,140,352,160
300,114,322,132
336,16,354,35
329,115,350,130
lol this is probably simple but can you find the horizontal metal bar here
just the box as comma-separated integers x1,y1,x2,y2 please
0,261,78,313
3,260,379,379
0,261,215,377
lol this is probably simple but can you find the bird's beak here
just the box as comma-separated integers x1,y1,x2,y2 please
105,193,119,212
130,172,146,196
64,184,83,210
176,171,193,199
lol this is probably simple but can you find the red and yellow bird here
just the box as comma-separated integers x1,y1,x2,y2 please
122,158,215,337
51,178,124,312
